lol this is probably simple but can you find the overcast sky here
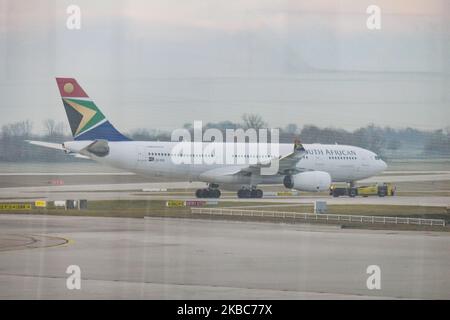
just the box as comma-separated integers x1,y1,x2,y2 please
0,0,449,134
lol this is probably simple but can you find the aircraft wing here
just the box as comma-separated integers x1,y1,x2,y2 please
244,140,307,175
27,140,65,150
26,140,91,160
199,166,247,180
200,141,307,179
73,154,91,159
271,141,306,175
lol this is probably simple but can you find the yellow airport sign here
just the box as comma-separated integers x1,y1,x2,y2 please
35,200,47,208
277,191,297,196
166,200,185,207
0,203,32,210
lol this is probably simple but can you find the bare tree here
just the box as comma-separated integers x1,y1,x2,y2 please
284,123,299,135
54,121,67,136
43,119,56,136
2,120,33,139
43,119,66,137
387,139,401,151
242,113,267,130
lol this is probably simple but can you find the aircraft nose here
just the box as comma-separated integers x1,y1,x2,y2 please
381,160,387,171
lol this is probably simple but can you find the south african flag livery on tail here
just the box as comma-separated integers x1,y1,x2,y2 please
56,78,130,141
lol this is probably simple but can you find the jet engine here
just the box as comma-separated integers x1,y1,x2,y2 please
283,171,331,192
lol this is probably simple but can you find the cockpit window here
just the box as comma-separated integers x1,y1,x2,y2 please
374,156,381,160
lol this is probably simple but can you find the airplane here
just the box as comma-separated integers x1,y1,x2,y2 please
28,78,387,199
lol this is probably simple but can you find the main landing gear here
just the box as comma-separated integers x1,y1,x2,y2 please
237,187,263,199
195,184,221,198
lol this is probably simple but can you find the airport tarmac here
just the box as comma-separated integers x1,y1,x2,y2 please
1,168,449,207
0,165,448,299
0,182,449,207
0,214,448,299
1,171,450,188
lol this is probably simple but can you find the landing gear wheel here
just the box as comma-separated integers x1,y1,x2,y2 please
196,188,221,198
349,188,356,198
196,189,209,198
211,189,221,198
237,189,251,198
237,189,263,198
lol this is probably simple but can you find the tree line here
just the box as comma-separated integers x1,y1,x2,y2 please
1,115,449,162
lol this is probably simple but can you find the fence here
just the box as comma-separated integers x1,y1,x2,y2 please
190,207,446,227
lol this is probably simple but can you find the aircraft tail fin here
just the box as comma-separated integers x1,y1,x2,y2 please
55,78,131,141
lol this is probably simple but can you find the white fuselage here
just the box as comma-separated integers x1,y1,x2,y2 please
64,141,387,188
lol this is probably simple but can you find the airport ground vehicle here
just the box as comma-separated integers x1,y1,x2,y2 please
330,183,395,197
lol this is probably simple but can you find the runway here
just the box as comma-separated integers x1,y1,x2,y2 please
0,214,449,299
